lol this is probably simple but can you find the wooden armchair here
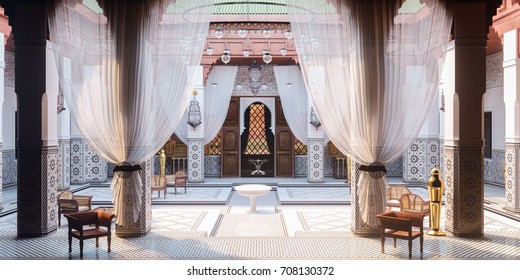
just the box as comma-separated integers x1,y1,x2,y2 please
386,185,411,210
57,190,93,226
173,170,187,194
165,174,176,189
64,211,115,258
399,193,431,227
151,175,167,198
376,211,424,259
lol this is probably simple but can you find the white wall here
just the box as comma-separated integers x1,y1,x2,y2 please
2,86,15,149
484,86,505,150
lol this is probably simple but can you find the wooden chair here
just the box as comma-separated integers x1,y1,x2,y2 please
64,211,115,258
376,211,424,259
399,193,431,227
386,185,411,210
165,174,176,190
57,190,93,226
173,170,187,194
151,175,167,198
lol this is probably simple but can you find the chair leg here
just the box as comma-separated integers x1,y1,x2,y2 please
393,238,396,248
58,213,61,226
68,235,72,254
164,190,167,199
381,236,385,253
408,240,412,259
96,237,99,248
80,240,84,258
174,186,177,195
108,236,111,253
420,235,424,254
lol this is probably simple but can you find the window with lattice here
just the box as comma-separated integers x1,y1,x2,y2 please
244,103,270,155
294,138,307,155
208,131,221,155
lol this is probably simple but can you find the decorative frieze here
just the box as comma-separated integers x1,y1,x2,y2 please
232,65,278,96
504,143,520,213
188,139,204,182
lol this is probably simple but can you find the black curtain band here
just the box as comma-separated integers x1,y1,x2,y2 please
113,165,142,173
359,165,387,173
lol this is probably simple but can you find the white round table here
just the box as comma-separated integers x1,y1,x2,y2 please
234,184,271,213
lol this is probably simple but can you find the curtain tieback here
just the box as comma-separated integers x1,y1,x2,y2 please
359,162,386,179
113,162,142,178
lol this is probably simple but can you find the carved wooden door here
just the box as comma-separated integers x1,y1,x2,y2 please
221,97,240,177
275,98,294,177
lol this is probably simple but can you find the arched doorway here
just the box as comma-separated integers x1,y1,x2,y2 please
241,102,275,177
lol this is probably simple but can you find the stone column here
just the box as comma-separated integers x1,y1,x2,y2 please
442,3,486,237
15,1,57,236
503,30,520,213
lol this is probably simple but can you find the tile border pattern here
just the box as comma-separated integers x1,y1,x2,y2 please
1,149,16,186
404,137,440,184
484,149,505,186
189,139,204,182
308,139,324,182
505,143,520,212
444,145,484,236
57,139,70,189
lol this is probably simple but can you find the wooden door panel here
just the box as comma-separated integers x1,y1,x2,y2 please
221,127,239,177
275,97,294,177
276,153,292,177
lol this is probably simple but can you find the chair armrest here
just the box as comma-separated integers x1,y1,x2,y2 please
64,215,84,233
58,199,79,211
97,212,115,229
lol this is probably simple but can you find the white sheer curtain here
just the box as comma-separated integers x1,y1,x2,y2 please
274,65,309,144
287,0,452,225
49,0,213,226
175,66,238,144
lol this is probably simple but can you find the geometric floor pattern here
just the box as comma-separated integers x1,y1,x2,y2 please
1,204,519,260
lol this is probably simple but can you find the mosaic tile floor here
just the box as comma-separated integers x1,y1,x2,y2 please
1,197,519,260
